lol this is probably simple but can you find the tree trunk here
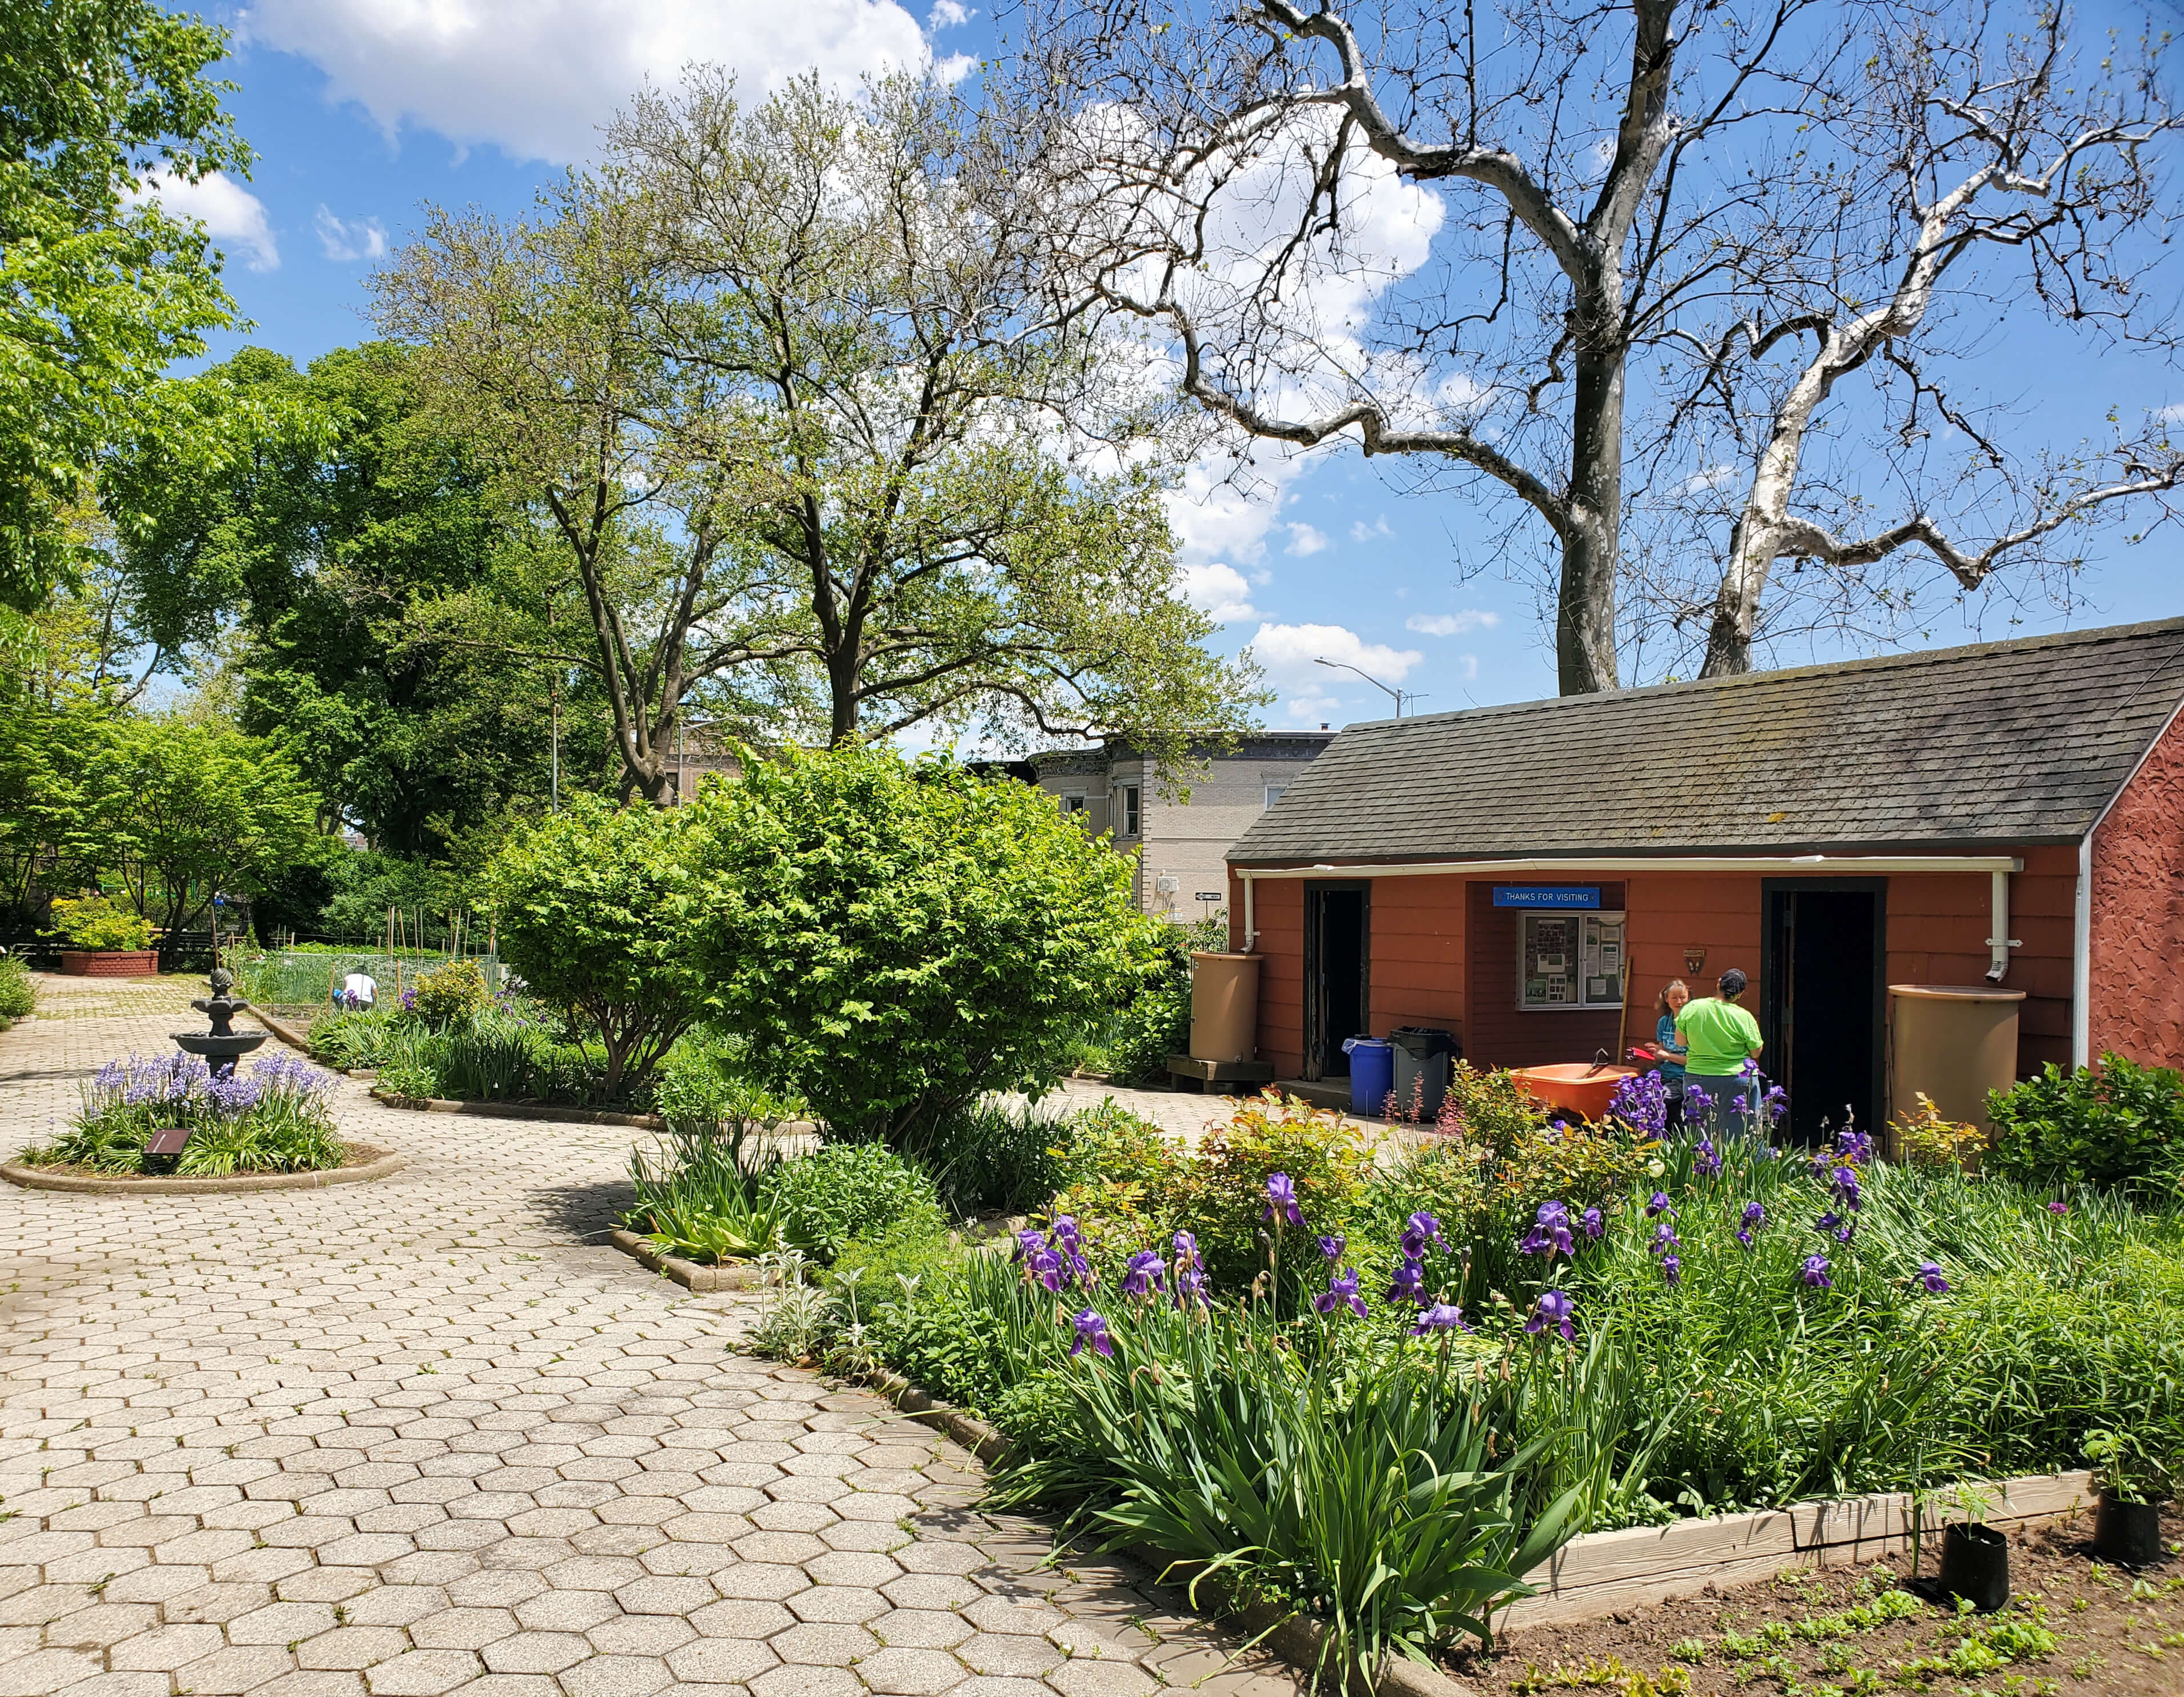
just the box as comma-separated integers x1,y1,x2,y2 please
1559,305,1627,695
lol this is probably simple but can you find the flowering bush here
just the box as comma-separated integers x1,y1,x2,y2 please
409,957,490,1027
49,894,155,952
25,1051,345,1175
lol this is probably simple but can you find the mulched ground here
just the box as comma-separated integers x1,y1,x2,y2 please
1447,1504,2184,1696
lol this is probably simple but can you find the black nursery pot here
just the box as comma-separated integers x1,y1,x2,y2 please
2095,1491,2166,1567
1939,1521,2011,1613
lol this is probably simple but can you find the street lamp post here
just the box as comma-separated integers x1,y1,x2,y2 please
1314,656,1425,717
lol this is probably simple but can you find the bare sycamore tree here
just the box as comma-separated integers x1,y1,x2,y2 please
1017,0,2184,690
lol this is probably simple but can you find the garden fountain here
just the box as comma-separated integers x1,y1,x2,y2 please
174,967,266,1080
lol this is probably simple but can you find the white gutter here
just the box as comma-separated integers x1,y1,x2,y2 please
1234,852,2022,885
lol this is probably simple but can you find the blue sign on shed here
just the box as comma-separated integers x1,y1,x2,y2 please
1493,885,1601,909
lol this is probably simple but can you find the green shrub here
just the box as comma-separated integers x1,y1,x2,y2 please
311,1008,398,1071
489,797,705,1100
625,1126,815,1264
1988,1053,2184,1188
761,1142,946,1261
910,1100,1089,1216
648,1026,808,1129
410,958,490,1027
49,895,155,952
1178,1093,1376,1286
1098,917,1226,1083
0,953,36,1020
687,745,1161,1145
372,1013,601,1104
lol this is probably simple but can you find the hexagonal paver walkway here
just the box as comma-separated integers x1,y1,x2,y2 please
0,979,1305,1697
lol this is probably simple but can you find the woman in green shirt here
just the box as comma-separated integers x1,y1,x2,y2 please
1674,968,1765,1138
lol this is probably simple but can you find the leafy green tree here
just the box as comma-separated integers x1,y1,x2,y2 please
376,73,1260,794
77,716,323,940
114,342,607,851
0,0,250,610
488,797,706,1099
687,744,1161,1145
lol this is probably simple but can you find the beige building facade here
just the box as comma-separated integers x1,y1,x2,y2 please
1030,733,1335,921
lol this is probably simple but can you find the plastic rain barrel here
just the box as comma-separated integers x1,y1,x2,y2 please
1889,984,2025,1141
1189,952,1261,1064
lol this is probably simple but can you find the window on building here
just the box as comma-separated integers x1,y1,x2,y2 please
1518,912,1626,1009
1121,785,1141,836
1059,792,1087,818
1265,784,1287,809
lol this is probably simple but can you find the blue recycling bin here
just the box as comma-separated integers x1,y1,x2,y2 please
1342,1037,1393,1117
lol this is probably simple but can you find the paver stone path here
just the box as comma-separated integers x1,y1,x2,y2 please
0,977,1306,1697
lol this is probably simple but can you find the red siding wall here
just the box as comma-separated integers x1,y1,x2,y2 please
1238,855,2080,1088
2090,710,2184,1069
1465,881,1629,1067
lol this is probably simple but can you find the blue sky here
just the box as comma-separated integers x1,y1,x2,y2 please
172,1,2184,735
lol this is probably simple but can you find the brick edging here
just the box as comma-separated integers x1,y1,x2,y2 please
606,1226,778,1290
370,1087,670,1131
0,1149,409,1196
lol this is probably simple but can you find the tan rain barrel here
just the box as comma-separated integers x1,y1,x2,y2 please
1889,985,2026,1139
1189,952,1262,1064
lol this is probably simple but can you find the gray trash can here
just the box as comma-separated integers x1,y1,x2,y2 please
1389,1027,1459,1120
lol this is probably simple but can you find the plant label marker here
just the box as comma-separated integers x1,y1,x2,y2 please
145,1128,191,1155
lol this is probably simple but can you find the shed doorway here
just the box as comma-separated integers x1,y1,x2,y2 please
1762,880,1886,1146
1303,883,1370,1081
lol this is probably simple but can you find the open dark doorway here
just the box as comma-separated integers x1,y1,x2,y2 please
1762,880,1886,1146
1303,883,1370,1080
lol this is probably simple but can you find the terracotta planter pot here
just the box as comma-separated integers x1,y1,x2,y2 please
58,949,160,977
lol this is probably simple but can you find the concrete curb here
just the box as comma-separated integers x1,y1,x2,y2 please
244,1007,314,1053
606,1227,778,1290
1,1149,408,1196
371,1088,670,1131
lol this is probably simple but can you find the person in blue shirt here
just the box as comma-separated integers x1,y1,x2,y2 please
1651,979,1690,1132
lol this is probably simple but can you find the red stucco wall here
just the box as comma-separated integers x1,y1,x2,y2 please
2089,709,2184,1069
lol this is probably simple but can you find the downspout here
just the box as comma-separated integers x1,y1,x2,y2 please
1985,869,2019,984
2072,833,2093,1069
1241,869,1257,953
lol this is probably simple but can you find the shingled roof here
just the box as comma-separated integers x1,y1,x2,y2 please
1231,617,2184,867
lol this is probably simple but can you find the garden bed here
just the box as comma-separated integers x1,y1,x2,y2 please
1453,1503,2184,1697
2,1145,405,1194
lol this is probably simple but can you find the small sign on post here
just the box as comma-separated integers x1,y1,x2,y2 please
145,1127,192,1156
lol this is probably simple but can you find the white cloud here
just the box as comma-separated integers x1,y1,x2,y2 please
1282,522,1330,557
1178,562,1258,623
1350,516,1393,544
1678,462,1741,497
242,0,933,163
2158,402,2184,425
928,0,973,24
1406,610,1501,637
314,206,387,262
129,169,279,270
1247,622,1422,686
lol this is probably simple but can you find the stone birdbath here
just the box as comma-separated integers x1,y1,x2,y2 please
174,967,267,1081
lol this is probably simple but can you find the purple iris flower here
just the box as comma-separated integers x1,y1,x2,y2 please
1815,1211,1842,1233
1799,1254,1832,1289
1918,1261,1950,1294
1580,1207,1605,1240
1263,1173,1305,1227
1013,1228,1046,1262
1761,1086,1790,1126
1051,1215,1083,1251
1661,1253,1682,1285
1835,1127,1874,1164
1121,1251,1165,1297
1608,1069,1668,1139
1693,1139,1722,1178
1386,1260,1427,1304
1068,1309,1113,1358
1411,1301,1471,1335
1173,1268,1208,1309
2048,1201,2070,1216
1317,1233,1346,1262
1519,1201,1575,1261
1401,1211,1450,1257
1742,1201,1766,1229
1649,1222,1681,1256
1683,1084,1714,1120
1735,1229,1755,1250
1173,1231,1202,1270
1646,1192,1677,1219
1525,1290,1577,1341
1313,1268,1367,1320
1831,1167,1863,1211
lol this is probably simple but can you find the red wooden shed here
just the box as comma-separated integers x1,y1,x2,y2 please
1225,618,2184,1139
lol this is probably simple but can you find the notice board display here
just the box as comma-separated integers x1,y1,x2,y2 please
1519,911,1625,1010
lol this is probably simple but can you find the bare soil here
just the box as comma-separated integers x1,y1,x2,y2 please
1447,1504,2184,1697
